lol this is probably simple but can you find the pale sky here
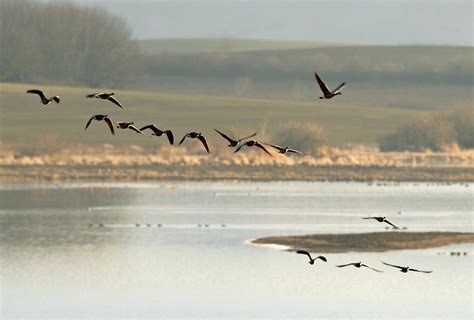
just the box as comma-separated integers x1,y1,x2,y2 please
35,0,473,45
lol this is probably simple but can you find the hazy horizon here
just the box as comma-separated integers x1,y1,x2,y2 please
31,0,473,46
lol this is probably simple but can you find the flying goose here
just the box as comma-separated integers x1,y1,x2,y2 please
363,216,399,229
214,129,257,147
26,89,60,105
382,262,433,273
140,124,174,145
86,92,125,109
296,250,327,265
84,114,115,135
179,132,210,153
234,140,272,156
314,72,345,99
115,122,143,134
336,262,383,272
265,143,304,155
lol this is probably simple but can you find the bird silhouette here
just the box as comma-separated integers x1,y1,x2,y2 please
140,124,174,145
214,128,257,147
314,72,345,99
234,140,272,156
84,114,115,135
265,143,304,155
115,122,143,134
86,92,124,109
363,216,399,229
296,250,327,265
27,89,60,105
179,132,210,153
382,262,433,273
336,262,383,272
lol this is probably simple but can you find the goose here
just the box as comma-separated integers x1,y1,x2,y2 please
234,140,272,156
296,250,327,265
214,128,257,147
265,143,304,155
115,122,143,134
26,89,60,105
179,132,210,153
86,92,124,109
140,124,174,145
336,262,382,272
382,262,432,273
314,72,345,99
84,114,115,135
363,216,399,229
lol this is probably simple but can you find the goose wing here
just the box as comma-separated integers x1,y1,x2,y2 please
84,115,95,131
296,250,312,260
86,93,99,98
214,129,237,145
51,96,60,103
238,132,257,141
234,143,246,153
382,261,404,269
314,73,331,96
361,264,383,273
197,135,210,153
139,124,160,134
255,142,272,156
165,130,174,145
331,82,346,94
107,96,124,109
336,263,355,268
287,148,304,155
409,268,433,273
103,117,115,135
27,89,46,100
266,143,285,152
128,125,143,134
316,256,327,262
362,217,378,220
179,134,188,146
383,219,399,229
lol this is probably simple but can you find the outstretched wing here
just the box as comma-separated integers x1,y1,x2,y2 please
234,143,245,153
198,135,210,153
238,132,257,141
214,129,236,145
383,219,399,229
336,263,354,268
84,116,95,131
86,93,98,98
409,268,433,273
316,256,327,262
179,134,188,146
103,117,115,135
255,142,272,156
362,217,378,220
296,250,312,260
107,96,124,109
331,82,346,94
287,148,304,155
314,73,331,96
361,264,383,273
165,130,174,145
51,96,60,103
128,125,143,134
266,143,284,152
139,124,159,134
382,261,403,269
27,89,46,100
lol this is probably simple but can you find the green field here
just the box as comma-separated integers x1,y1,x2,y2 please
0,82,427,151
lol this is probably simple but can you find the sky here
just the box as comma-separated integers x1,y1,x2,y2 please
35,0,473,45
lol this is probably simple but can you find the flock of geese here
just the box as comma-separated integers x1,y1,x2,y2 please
26,72,432,274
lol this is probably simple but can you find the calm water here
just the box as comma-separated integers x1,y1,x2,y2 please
0,181,472,319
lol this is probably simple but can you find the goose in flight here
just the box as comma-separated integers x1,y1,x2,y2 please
26,89,60,105
296,250,327,265
382,262,433,273
86,92,125,109
234,140,272,156
265,143,304,155
214,129,257,147
115,122,143,134
140,124,174,145
84,114,115,135
314,72,345,99
336,262,383,273
179,132,210,153
363,216,399,229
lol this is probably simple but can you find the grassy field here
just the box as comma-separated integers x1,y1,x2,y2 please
0,82,428,151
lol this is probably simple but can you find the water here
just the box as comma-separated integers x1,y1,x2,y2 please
0,181,472,319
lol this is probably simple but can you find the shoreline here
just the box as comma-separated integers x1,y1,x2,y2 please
252,232,474,253
1,164,473,184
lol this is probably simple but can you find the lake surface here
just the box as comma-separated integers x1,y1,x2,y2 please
0,181,472,319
